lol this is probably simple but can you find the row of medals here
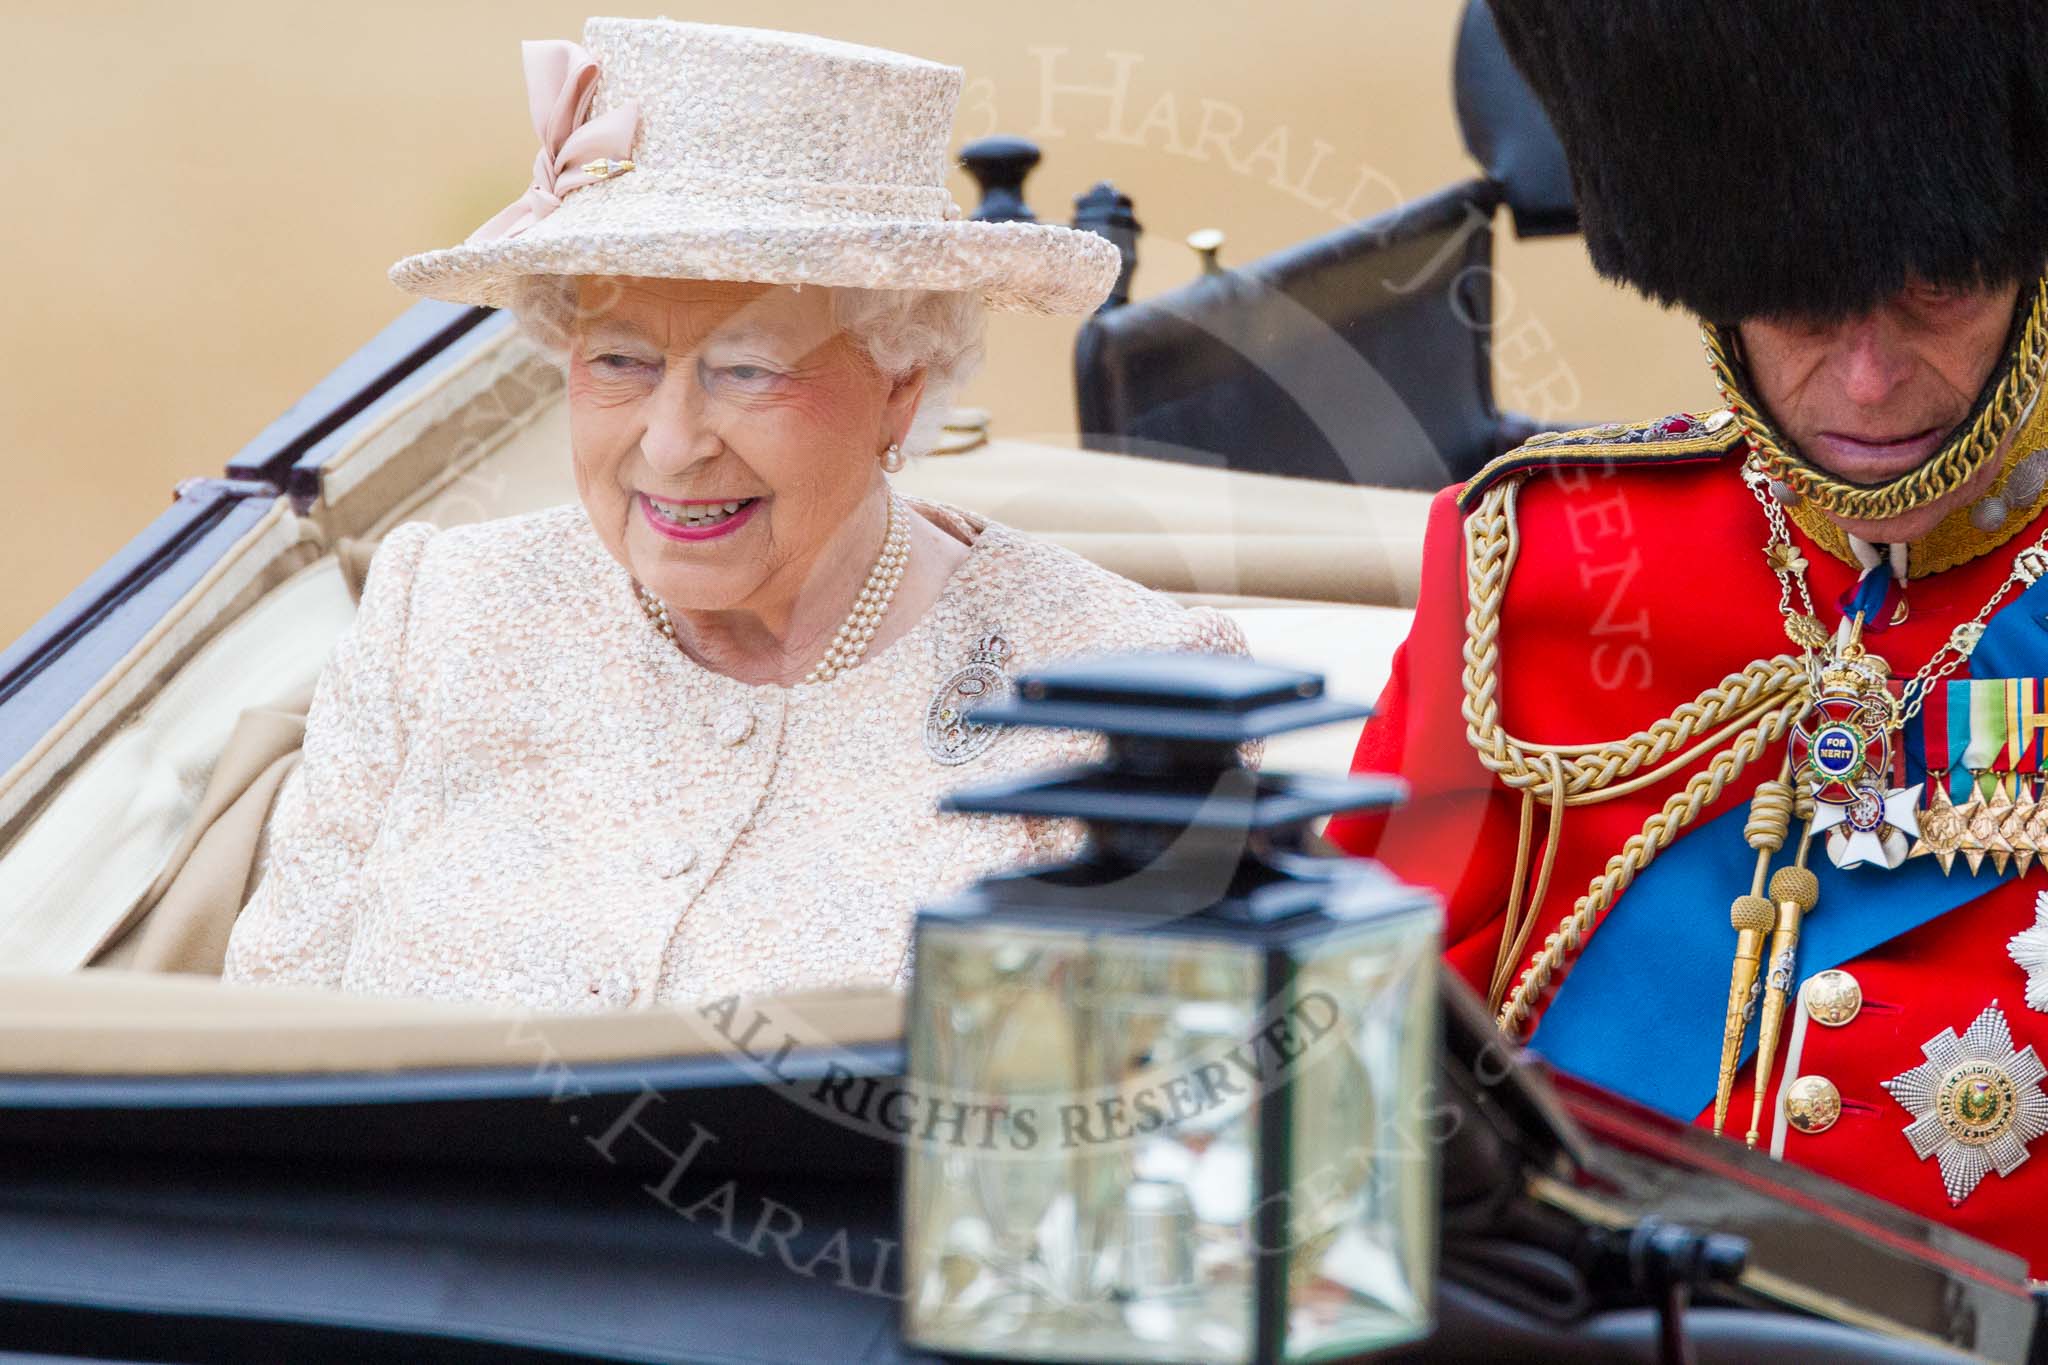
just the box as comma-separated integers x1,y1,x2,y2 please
1794,648,2040,876
1784,649,2048,1207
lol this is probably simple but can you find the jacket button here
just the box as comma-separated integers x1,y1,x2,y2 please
1785,1075,1842,1134
715,705,754,747
1804,969,1862,1027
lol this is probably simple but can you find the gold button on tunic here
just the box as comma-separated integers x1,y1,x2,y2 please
1786,1075,1843,1135
222,499,1250,1011
1803,969,1864,1028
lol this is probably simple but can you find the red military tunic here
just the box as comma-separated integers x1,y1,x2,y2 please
1326,411,2048,1275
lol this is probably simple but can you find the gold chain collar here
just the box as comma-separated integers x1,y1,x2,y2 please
1779,390,2048,578
1701,275,2048,528
1741,460,2048,723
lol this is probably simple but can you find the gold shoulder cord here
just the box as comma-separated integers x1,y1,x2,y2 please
1464,477,1813,1035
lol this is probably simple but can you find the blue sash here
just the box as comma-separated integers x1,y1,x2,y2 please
1529,573,2048,1121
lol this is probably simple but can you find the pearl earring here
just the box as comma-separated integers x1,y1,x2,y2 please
881,440,906,473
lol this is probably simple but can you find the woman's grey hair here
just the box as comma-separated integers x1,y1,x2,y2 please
506,274,987,459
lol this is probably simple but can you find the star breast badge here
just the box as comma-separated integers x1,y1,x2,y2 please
2009,891,2048,1015
1881,1002,2048,1204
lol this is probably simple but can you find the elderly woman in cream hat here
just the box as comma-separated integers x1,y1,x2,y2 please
222,18,1248,1010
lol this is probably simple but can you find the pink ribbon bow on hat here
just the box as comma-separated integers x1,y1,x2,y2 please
468,40,640,243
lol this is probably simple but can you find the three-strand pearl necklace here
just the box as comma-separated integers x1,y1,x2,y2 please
635,494,911,685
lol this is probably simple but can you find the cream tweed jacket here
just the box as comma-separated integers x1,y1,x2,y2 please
222,498,1248,1011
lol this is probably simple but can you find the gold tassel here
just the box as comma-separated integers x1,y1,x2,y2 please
1746,775,1819,1149
1714,894,1775,1136
1712,766,1794,1136
1746,859,1819,1147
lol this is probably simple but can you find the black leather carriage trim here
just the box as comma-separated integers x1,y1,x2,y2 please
1455,410,1746,510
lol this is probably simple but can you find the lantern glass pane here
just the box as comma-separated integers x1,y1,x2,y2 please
903,919,1265,1365
1282,910,1438,1360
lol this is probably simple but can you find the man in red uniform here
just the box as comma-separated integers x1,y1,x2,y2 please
1326,2,2048,1273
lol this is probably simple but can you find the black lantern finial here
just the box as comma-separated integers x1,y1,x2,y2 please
942,652,1406,905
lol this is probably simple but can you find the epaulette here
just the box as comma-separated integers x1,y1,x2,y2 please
1455,409,1744,512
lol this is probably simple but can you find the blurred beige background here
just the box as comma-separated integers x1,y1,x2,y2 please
0,0,1705,647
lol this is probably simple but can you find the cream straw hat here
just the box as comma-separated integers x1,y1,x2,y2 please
389,16,1121,314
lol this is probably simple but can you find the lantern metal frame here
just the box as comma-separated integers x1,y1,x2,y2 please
901,652,1442,1365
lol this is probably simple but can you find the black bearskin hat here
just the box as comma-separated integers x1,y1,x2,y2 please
1488,0,2048,324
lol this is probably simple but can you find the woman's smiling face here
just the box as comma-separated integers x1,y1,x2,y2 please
566,275,918,614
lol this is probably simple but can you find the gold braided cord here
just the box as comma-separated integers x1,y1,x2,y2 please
1461,482,1808,801
1458,477,1816,1036
1495,692,1809,1037
1488,751,1566,1014
1491,783,1540,1005
1701,275,2048,523
1517,693,1796,807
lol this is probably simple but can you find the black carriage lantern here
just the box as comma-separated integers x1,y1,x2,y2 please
900,653,1442,1364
